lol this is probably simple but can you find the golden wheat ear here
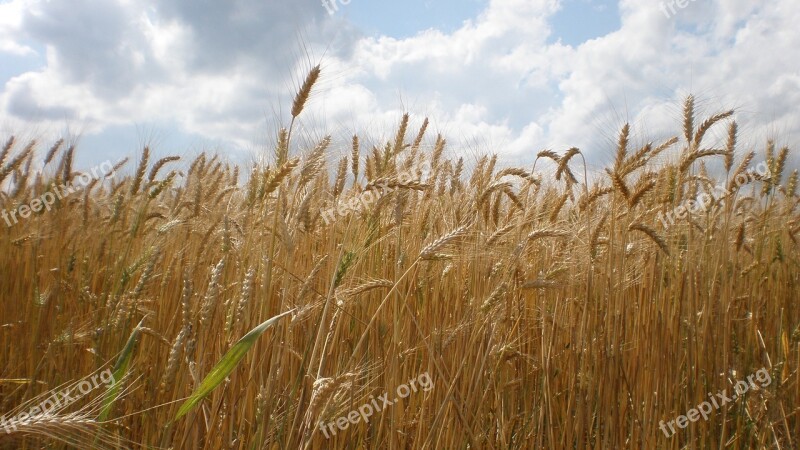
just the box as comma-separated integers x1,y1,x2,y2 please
628,222,670,255
683,94,695,144
350,134,360,183
0,413,124,449
613,123,630,172
292,65,321,119
419,221,472,260
0,135,15,167
0,368,138,449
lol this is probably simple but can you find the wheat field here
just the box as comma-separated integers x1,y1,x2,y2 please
0,67,798,449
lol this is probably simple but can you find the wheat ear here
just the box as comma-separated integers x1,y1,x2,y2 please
683,95,695,145
411,117,429,153
694,110,734,149
486,223,516,246
351,135,360,183
43,138,64,166
419,222,471,260
614,123,630,171
629,223,669,255
333,156,348,198
130,146,150,196
292,65,321,119
0,135,13,167
629,179,656,207
727,151,756,191
392,112,410,155
0,140,34,187
148,156,180,182
556,147,580,184
264,158,300,198
724,121,737,172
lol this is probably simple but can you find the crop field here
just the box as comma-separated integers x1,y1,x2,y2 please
0,68,798,449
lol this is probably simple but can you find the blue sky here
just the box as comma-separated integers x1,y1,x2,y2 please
0,0,797,170
549,0,619,45
341,0,620,45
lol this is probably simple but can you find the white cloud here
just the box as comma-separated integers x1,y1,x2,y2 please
0,0,797,168
0,0,35,56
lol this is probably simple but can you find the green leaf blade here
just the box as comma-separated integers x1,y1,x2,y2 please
173,309,293,421
99,317,145,421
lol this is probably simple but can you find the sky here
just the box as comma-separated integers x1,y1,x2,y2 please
0,0,797,172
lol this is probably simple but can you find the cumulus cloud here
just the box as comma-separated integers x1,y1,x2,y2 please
318,0,799,164
0,0,797,167
0,0,354,146
0,0,34,56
